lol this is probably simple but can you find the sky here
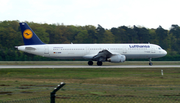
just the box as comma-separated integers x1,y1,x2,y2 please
0,0,180,30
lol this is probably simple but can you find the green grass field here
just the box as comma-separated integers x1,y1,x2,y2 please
0,61,180,102
0,61,179,65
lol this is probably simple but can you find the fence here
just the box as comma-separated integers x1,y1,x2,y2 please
1,95,180,103
1,84,180,103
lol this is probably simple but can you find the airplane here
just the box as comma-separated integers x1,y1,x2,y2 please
16,22,167,66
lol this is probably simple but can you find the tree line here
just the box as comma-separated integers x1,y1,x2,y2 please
0,20,179,61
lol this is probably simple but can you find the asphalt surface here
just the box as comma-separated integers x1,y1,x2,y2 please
0,65,180,69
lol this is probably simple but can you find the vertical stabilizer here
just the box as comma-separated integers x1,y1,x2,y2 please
19,22,45,45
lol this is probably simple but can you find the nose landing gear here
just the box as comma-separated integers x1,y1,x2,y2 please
149,58,153,66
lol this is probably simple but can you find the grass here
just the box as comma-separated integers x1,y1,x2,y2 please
1,67,180,102
0,61,179,65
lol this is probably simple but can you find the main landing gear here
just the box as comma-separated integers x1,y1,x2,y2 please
149,58,153,66
88,61,93,66
88,61,103,66
97,61,102,66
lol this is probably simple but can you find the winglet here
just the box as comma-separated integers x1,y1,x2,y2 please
19,22,45,45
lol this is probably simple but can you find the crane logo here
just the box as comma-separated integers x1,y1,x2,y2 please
23,29,33,39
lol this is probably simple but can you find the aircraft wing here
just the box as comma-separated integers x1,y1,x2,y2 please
83,49,120,61
92,50,113,62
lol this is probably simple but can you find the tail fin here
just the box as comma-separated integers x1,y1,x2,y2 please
19,22,45,45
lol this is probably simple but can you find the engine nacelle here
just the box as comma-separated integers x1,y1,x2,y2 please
107,54,126,63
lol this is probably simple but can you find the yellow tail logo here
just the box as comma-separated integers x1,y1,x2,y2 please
23,29,33,39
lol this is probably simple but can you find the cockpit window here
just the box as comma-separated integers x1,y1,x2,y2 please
158,47,161,50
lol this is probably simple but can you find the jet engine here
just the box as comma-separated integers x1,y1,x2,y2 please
107,54,126,63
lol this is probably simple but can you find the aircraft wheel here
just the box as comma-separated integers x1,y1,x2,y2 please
97,61,102,66
88,61,93,66
149,58,153,66
149,62,153,66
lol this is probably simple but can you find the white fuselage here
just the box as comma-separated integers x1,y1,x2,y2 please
18,43,167,60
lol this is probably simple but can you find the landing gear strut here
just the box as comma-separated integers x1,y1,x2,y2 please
97,61,102,66
88,61,93,66
149,58,153,66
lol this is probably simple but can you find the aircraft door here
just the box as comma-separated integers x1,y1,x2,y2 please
123,47,127,54
151,47,155,53
44,46,49,55
86,47,90,54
